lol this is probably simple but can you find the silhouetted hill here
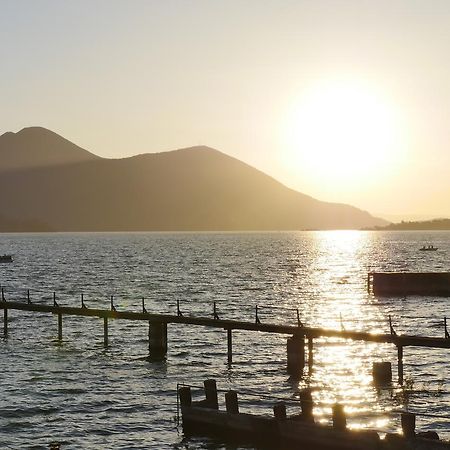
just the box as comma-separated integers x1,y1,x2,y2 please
372,218,450,230
0,127,388,231
0,215,53,232
0,127,99,171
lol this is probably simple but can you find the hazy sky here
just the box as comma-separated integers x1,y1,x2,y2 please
1,0,450,220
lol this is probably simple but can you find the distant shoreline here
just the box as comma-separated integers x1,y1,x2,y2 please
365,218,450,231
2,227,450,234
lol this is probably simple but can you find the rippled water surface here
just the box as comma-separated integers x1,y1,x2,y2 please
0,231,449,449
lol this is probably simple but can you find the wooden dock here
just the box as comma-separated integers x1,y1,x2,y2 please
1,293,450,384
368,272,450,296
178,380,449,450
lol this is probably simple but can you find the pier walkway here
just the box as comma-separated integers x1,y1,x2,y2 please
1,293,450,384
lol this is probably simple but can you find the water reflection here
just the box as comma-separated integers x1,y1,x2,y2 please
0,231,450,447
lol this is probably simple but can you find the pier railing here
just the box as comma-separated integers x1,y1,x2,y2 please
1,287,450,384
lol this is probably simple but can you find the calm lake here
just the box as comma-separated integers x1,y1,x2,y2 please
0,231,449,449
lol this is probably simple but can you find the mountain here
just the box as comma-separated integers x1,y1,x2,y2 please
0,127,387,231
0,126,99,170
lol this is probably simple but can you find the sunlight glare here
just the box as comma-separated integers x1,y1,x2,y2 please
283,80,404,189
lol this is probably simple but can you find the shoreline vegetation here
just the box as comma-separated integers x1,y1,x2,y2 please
366,218,450,231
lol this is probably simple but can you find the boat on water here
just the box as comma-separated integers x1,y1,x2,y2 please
0,254,12,263
420,245,438,251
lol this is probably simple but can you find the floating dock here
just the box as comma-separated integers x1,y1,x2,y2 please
368,272,450,296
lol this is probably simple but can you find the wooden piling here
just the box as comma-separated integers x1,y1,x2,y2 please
308,337,313,370
227,329,232,364
372,362,392,385
300,388,314,422
397,345,404,385
148,321,168,359
401,412,416,438
225,390,239,414
103,317,108,347
287,334,305,375
3,308,7,336
204,379,218,409
273,402,287,420
57,313,62,341
332,404,346,431
179,386,192,407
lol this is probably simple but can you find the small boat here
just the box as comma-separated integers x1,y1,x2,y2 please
0,254,13,263
419,245,438,251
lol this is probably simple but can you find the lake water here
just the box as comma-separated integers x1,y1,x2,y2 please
0,231,449,449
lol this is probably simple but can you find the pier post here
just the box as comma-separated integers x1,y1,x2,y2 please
287,334,305,376
307,337,313,371
227,329,232,364
225,390,239,414
332,403,347,431
103,317,108,347
372,362,392,385
57,313,63,341
3,308,7,336
397,345,404,385
401,412,416,438
148,321,167,359
204,379,218,409
179,386,192,407
273,402,287,420
300,388,314,422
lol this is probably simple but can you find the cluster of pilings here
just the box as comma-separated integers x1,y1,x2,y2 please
178,380,437,447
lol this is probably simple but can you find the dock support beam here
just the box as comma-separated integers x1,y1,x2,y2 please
149,321,167,360
227,329,232,364
3,308,7,337
57,314,62,341
308,337,313,371
372,362,392,385
401,412,415,438
225,390,239,414
397,345,404,385
332,403,347,431
179,386,192,408
273,402,287,419
300,388,314,422
204,379,218,409
103,317,108,347
287,334,305,376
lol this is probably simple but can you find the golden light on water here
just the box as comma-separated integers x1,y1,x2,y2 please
300,231,393,431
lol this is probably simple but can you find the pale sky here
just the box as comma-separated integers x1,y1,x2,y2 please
1,0,450,220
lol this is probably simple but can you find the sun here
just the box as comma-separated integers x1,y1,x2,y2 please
283,80,404,192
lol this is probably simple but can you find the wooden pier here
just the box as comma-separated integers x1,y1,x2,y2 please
1,293,450,384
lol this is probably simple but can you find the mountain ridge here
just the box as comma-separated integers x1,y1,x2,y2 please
0,126,99,171
0,127,388,231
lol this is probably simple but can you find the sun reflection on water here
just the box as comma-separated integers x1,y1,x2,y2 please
296,230,394,431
